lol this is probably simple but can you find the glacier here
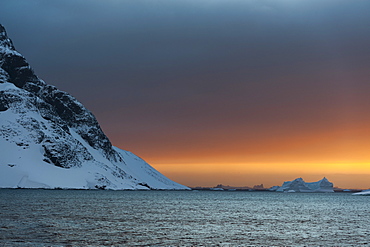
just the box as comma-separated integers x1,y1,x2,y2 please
271,177,334,193
0,24,188,190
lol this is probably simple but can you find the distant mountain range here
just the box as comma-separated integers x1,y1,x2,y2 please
0,24,188,190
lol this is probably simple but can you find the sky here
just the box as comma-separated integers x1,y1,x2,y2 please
1,0,370,189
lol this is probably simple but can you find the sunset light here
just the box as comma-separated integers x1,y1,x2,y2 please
2,0,370,245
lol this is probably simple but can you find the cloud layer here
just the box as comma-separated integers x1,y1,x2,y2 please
1,0,370,187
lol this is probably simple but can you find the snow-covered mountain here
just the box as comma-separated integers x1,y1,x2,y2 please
0,24,188,190
271,177,334,192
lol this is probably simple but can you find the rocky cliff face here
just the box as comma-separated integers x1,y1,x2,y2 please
0,24,188,190
0,24,121,167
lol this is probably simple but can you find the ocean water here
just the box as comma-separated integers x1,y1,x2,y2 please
0,189,369,246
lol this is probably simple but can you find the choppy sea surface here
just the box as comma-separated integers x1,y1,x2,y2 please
0,189,369,246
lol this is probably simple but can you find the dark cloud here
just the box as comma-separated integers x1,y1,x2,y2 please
1,0,370,163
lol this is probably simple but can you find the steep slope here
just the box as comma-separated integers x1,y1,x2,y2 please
0,24,188,190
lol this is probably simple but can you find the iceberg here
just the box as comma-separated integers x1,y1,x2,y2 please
274,177,334,193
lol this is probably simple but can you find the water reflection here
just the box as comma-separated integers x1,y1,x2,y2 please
0,190,369,246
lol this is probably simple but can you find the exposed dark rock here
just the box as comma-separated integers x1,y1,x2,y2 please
0,91,8,111
138,182,152,189
0,24,15,49
0,24,122,168
1,54,38,87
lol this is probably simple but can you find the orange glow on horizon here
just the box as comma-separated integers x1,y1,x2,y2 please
150,162,370,189
115,106,370,190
